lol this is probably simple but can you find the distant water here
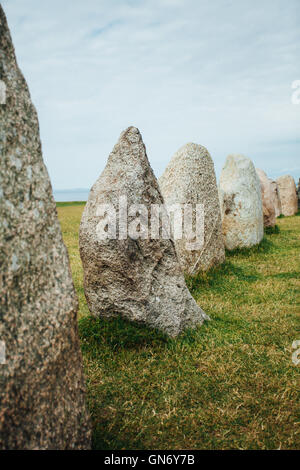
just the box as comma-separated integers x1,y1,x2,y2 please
53,188,89,202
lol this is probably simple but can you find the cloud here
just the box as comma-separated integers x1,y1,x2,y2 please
2,0,300,189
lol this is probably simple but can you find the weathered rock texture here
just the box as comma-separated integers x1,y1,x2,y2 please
0,6,90,450
159,143,225,274
219,154,264,250
276,175,298,216
256,168,276,227
269,180,282,218
79,127,209,337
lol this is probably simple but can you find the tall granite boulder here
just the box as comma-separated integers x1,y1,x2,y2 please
0,6,90,449
269,180,282,218
79,127,209,337
159,143,225,274
219,154,264,250
276,175,298,216
256,168,276,227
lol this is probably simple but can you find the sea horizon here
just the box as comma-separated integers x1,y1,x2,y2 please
53,188,90,202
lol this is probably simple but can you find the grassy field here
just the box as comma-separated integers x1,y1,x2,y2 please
57,203,300,450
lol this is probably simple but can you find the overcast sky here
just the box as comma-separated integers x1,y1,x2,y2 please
2,0,300,189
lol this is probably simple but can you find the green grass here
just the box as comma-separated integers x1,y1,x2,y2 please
57,204,300,450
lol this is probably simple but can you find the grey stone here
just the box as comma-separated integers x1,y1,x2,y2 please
269,180,282,218
276,175,298,216
79,127,209,338
256,168,276,227
219,154,264,250
0,6,90,450
159,143,225,274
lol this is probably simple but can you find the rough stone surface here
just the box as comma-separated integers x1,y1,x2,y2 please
219,154,264,250
159,143,225,274
79,127,209,337
297,178,300,210
276,175,298,216
0,6,90,450
256,169,276,227
269,180,282,218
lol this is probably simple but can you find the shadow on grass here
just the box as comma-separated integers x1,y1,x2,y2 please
92,428,136,451
225,237,275,258
265,225,280,235
267,271,300,280
79,315,169,353
186,261,261,296
78,312,214,355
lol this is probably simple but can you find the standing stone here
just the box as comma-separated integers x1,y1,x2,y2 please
219,154,264,250
269,180,282,218
0,6,90,450
159,143,225,274
296,178,300,210
256,169,276,227
276,175,298,216
79,127,209,338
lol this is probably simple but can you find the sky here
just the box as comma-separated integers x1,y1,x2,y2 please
2,0,300,190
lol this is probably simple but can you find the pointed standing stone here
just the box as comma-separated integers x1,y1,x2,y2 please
79,127,209,337
0,6,90,449
276,175,298,216
256,169,276,227
159,143,225,274
219,154,264,250
269,180,282,218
